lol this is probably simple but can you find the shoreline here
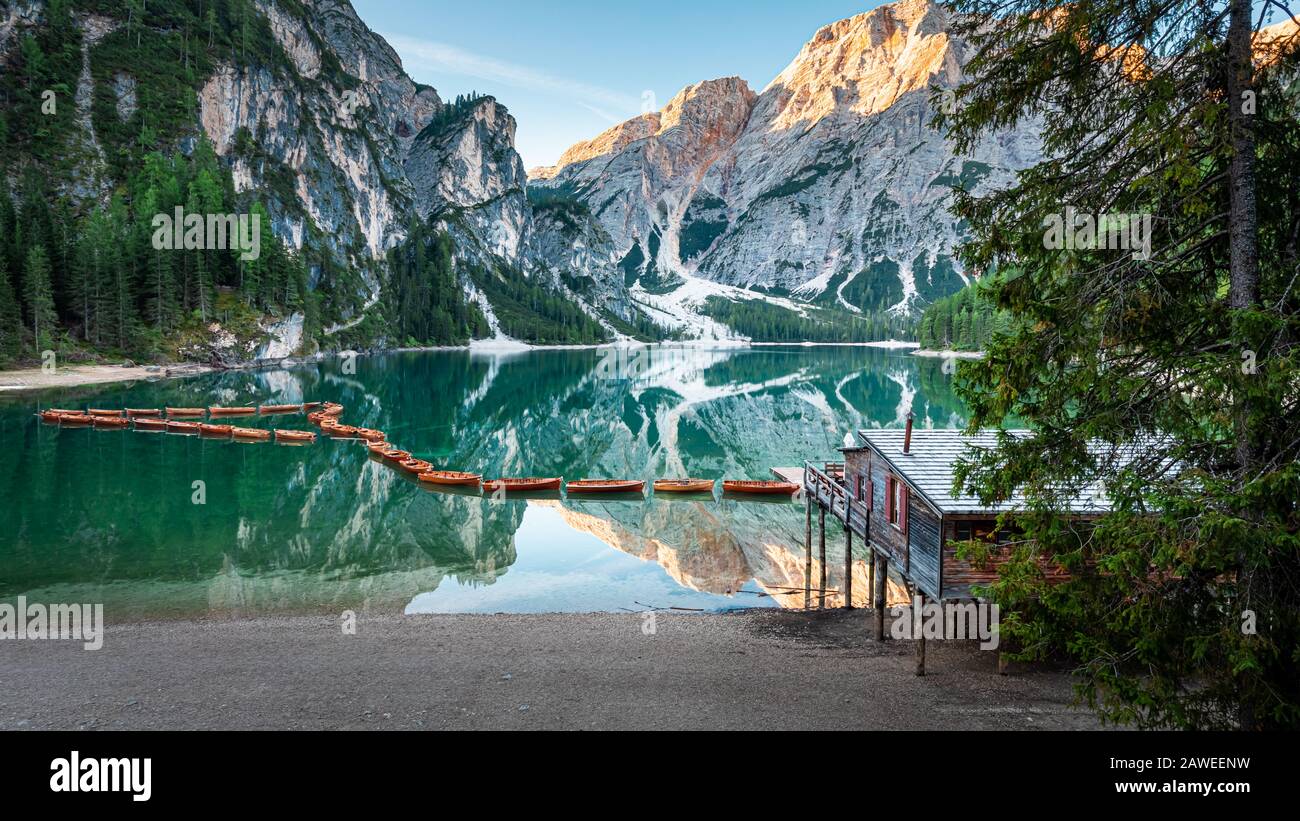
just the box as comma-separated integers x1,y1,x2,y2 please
0,339,926,393
910,348,985,359
0,609,1098,730
0,363,216,396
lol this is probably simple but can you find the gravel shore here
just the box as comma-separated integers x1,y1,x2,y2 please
0,363,214,394
0,608,1099,731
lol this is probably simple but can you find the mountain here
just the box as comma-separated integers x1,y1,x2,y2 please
528,0,1042,333
0,0,1039,367
0,0,639,367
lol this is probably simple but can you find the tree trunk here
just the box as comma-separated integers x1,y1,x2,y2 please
1226,0,1262,729
1227,0,1259,315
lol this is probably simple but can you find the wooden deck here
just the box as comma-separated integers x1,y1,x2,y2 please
802,461,868,538
770,467,804,485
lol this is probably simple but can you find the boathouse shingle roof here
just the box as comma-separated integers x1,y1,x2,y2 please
853,428,1114,516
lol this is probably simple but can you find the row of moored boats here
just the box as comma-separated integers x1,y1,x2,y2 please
37,403,332,442
337,411,798,495
39,400,802,495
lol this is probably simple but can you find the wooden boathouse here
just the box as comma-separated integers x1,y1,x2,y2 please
796,415,1109,675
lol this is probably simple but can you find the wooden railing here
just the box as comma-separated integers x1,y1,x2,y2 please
804,460,869,537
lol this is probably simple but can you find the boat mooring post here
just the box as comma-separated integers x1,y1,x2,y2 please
843,525,853,609
874,553,888,641
804,492,812,610
817,507,826,609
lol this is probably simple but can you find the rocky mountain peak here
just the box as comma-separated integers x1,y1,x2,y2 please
527,0,1041,334
657,76,755,135
529,113,660,181
529,76,755,183
766,0,958,129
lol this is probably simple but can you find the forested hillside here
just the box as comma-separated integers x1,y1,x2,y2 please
700,296,914,343
0,0,615,369
0,0,330,366
0,138,316,365
916,280,1007,351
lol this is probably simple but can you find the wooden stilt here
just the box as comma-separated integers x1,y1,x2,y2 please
867,546,875,605
874,553,888,641
817,507,826,609
843,526,853,609
804,495,812,610
998,636,1015,675
914,586,926,677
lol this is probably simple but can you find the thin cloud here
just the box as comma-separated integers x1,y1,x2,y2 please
383,33,642,115
576,102,626,125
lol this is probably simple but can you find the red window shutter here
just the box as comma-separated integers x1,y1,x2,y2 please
865,477,873,510
885,475,894,521
900,484,909,535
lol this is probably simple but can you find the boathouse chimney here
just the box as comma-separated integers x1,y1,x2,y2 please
903,412,914,454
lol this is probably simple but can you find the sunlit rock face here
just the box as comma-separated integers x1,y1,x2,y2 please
6,0,621,348
529,0,1042,318
406,98,530,263
195,0,443,272
530,77,758,288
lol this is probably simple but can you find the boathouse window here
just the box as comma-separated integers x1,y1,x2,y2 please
885,474,907,532
954,520,1017,545
954,520,995,542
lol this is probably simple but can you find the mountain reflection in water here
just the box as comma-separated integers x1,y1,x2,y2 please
0,345,966,617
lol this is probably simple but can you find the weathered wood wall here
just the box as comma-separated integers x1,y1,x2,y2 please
845,447,942,598
908,501,942,599
940,517,1073,599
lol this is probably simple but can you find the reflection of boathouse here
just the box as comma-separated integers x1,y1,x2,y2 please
798,416,1110,674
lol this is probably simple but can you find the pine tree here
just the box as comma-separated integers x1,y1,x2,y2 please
106,194,135,351
943,0,1300,728
0,256,22,359
23,245,55,355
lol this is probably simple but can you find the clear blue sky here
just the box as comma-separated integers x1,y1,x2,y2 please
351,0,884,169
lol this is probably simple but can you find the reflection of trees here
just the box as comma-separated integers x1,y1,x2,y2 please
0,346,971,613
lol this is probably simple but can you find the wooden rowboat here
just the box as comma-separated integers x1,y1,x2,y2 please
198,423,233,437
88,408,124,416
566,479,646,494
274,429,316,443
231,427,271,441
259,404,300,414
59,414,92,426
126,408,162,417
482,477,563,492
47,408,85,416
417,470,481,487
133,418,168,431
321,403,344,417
323,424,358,437
381,449,410,463
39,410,65,423
722,480,800,495
166,420,201,434
365,441,389,454
356,428,385,442
301,401,323,411
166,407,205,417
306,411,326,425
653,479,715,493
209,406,256,416
92,415,131,429
398,458,433,474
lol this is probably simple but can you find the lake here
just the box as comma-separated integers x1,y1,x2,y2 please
0,345,967,619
